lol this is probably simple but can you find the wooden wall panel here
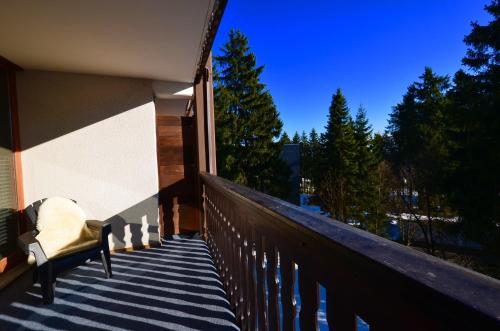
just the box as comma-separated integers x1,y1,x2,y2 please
156,115,198,236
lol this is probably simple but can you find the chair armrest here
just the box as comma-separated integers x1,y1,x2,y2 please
85,220,111,244
18,231,48,266
85,219,104,230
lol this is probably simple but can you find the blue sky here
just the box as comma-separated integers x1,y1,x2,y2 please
212,0,492,135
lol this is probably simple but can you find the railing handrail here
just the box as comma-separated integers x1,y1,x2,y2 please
201,172,500,330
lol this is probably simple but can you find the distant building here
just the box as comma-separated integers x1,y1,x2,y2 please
280,144,300,205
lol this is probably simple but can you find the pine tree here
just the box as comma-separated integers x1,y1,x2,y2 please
291,131,301,144
445,0,500,249
370,133,394,236
280,132,291,144
214,29,290,198
352,106,377,223
299,131,310,182
387,67,450,254
309,128,320,162
319,89,357,222
309,128,321,192
387,86,420,175
300,131,309,145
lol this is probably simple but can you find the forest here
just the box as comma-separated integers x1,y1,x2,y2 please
214,1,499,277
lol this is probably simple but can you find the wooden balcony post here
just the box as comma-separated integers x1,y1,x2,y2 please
298,267,319,330
266,244,280,331
255,234,268,331
280,251,296,330
326,287,356,331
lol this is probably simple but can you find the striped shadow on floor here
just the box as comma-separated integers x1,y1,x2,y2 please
0,236,239,331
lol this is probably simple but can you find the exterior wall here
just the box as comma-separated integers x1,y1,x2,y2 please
16,70,160,251
154,98,189,116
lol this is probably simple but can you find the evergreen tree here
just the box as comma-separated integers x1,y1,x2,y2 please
319,89,357,222
280,132,291,144
300,131,309,146
308,128,321,192
309,128,320,162
387,68,450,254
292,131,301,144
299,131,310,182
214,29,290,198
446,0,500,249
370,133,395,236
352,106,377,223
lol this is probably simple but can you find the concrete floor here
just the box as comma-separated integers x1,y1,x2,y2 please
0,236,238,331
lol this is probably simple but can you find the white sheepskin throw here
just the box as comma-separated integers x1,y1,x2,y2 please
35,197,95,260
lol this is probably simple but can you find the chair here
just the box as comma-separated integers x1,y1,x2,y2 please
17,197,112,304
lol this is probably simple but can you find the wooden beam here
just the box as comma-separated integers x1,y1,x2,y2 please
194,69,207,236
205,53,217,175
8,72,25,215
194,0,227,84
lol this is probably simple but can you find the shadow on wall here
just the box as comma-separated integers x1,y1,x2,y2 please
16,70,161,251
16,70,154,150
106,194,160,251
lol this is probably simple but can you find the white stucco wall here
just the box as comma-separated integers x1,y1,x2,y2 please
16,70,160,251
154,98,189,116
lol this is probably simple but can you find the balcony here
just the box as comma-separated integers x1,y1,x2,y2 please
2,173,500,330
0,236,238,331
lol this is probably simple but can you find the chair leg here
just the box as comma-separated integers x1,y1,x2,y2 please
101,249,112,278
32,268,38,284
38,263,55,304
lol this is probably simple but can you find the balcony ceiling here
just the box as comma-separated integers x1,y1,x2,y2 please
0,0,215,82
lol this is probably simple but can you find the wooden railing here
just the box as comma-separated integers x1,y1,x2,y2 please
200,173,500,331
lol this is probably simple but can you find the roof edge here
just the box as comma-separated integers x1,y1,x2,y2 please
194,0,227,84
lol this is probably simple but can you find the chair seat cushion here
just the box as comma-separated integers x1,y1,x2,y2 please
28,234,100,264
29,197,98,264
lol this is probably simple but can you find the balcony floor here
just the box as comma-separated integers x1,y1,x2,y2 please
0,236,238,331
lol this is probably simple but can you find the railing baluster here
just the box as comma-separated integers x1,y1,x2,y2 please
225,207,234,309
240,218,250,331
206,190,216,268
255,234,268,331
230,205,242,328
219,199,228,290
216,199,224,280
210,193,217,264
230,208,241,325
202,184,208,241
298,267,319,331
215,195,223,278
211,195,217,260
238,235,247,331
326,287,356,331
211,193,218,266
266,244,280,331
280,252,296,331
247,227,258,331
235,221,246,330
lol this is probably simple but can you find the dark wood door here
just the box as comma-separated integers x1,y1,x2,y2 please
156,115,198,236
